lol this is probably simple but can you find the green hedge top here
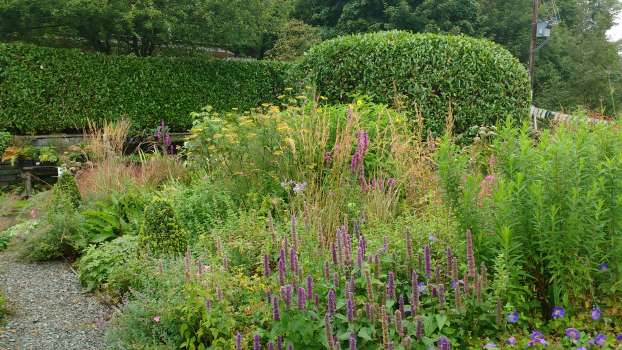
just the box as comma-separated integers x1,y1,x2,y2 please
296,31,531,134
0,43,291,134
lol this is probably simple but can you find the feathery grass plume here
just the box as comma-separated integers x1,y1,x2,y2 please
381,306,389,348
466,229,476,278
395,309,404,337
411,270,420,316
272,295,281,321
415,316,424,339
325,314,336,350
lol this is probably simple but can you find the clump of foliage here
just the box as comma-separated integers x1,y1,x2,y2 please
77,235,139,292
51,172,81,211
265,19,322,61
437,120,622,317
0,290,9,321
139,197,187,256
296,31,532,135
0,43,291,134
0,219,39,251
0,130,10,155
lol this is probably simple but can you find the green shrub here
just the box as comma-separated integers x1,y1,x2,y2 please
77,235,139,292
296,31,531,135
0,291,8,321
19,208,81,261
0,219,39,251
0,130,10,155
139,197,187,256
0,43,291,134
437,120,622,316
51,172,81,211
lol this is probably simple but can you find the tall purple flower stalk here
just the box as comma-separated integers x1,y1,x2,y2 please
349,331,357,350
325,314,336,350
415,316,424,339
466,229,476,277
386,271,395,300
327,289,336,317
279,249,286,286
268,342,275,350
236,332,242,350
351,130,369,173
272,295,281,321
346,292,354,322
306,275,313,301
439,336,451,350
281,285,292,309
264,254,271,277
290,247,299,274
253,334,261,350
297,287,306,310
411,271,419,316
424,245,432,279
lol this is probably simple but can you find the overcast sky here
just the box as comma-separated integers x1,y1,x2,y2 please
607,12,622,42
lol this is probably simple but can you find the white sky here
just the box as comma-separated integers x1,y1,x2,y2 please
607,12,622,42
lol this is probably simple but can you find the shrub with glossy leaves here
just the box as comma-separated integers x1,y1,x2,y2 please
139,197,187,256
51,172,81,211
297,31,531,135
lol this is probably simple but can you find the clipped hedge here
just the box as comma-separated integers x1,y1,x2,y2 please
297,31,531,134
0,43,291,134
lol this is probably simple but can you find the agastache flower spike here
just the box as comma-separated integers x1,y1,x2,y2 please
281,285,292,309
324,261,330,282
380,306,389,349
466,229,476,277
325,314,336,350
279,249,286,286
236,332,242,350
386,271,395,300
439,336,451,350
406,231,413,260
398,294,405,316
438,283,446,309
278,336,283,350
365,270,374,300
327,289,336,317
454,284,463,309
415,316,424,339
290,247,298,274
424,245,432,279
411,271,419,316
264,254,271,277
374,255,381,277
331,243,338,265
306,275,313,301
346,292,354,322
297,287,306,310
357,241,364,268
272,295,281,321
268,342,274,350
253,334,261,350
395,310,404,337
349,331,357,350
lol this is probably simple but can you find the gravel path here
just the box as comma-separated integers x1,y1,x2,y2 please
0,251,109,350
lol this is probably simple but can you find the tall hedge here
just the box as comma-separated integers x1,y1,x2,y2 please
297,31,531,134
0,43,291,134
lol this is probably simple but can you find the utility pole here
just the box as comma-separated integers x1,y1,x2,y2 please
529,0,540,91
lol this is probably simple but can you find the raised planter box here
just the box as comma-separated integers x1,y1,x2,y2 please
0,161,59,192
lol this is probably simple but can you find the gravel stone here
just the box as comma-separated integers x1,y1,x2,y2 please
0,251,109,350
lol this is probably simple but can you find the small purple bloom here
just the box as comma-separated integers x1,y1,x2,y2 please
577,347,586,350
483,343,497,349
527,330,547,347
418,282,427,294
292,182,307,194
617,334,622,342
552,306,565,319
565,328,581,341
439,336,451,350
268,342,274,350
590,334,606,347
598,262,609,271
507,310,519,324
506,337,517,346
591,306,601,321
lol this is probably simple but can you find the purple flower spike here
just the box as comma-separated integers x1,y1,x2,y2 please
483,343,497,349
591,306,601,321
507,310,519,324
346,293,354,322
617,334,622,342
565,328,581,341
287,344,293,350
415,317,424,339
298,287,306,310
327,289,336,316
424,245,432,279
263,254,271,277
277,336,283,350
506,336,517,346
268,342,274,350
278,249,286,286
577,347,587,350
236,332,242,350
552,306,565,319
349,331,357,350
306,275,313,300
290,248,299,274
253,334,261,350
439,336,451,350
272,295,281,321
386,271,395,300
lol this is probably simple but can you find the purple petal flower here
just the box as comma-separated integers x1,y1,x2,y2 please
507,310,519,324
591,306,601,321
292,182,307,194
616,334,622,342
591,334,606,347
598,262,609,271
527,330,547,347
506,337,517,346
577,348,586,350
483,343,497,349
418,282,427,295
552,306,565,319
565,328,581,341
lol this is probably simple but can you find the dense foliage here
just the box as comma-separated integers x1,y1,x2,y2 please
139,197,187,257
0,43,290,134
297,31,531,134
